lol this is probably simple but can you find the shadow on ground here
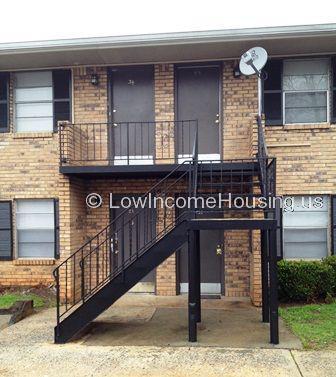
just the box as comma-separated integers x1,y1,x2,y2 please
82,298,301,349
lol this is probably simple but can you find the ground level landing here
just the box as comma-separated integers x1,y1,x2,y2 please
83,294,300,349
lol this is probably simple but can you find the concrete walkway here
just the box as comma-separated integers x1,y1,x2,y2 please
0,295,335,376
84,297,301,349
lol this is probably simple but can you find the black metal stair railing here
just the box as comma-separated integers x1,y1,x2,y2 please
256,114,276,198
54,127,199,326
59,120,198,166
54,118,270,332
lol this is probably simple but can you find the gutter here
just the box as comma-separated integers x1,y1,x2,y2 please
0,23,336,55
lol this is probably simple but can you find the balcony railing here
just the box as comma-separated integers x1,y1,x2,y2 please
59,120,198,167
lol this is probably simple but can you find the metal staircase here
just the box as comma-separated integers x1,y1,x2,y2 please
54,120,276,344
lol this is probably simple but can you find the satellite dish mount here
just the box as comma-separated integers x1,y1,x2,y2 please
239,47,268,117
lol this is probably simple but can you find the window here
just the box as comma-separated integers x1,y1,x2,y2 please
14,70,71,133
283,59,329,124
16,199,58,258
0,201,12,260
15,71,54,132
0,72,9,132
283,196,329,259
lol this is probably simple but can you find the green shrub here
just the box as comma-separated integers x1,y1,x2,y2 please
322,256,336,295
278,259,335,302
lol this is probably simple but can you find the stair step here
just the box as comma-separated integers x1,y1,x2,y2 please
54,220,189,343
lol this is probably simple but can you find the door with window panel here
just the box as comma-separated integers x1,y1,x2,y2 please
283,59,329,124
283,195,329,259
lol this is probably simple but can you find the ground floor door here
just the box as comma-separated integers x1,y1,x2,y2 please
179,228,224,296
176,63,221,161
109,66,155,164
110,196,156,293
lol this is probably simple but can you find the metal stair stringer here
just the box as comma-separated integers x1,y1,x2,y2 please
54,219,189,344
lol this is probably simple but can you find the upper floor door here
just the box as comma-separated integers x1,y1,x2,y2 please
176,63,221,160
109,65,155,164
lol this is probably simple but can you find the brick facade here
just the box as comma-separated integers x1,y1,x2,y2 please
0,61,263,302
265,124,336,195
0,131,60,286
1,58,333,306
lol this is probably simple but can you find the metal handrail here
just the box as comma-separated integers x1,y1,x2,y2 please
54,118,269,326
54,123,199,322
59,120,198,166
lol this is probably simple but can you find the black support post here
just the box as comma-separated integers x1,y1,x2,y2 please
261,230,269,323
269,228,279,344
188,229,197,342
195,230,201,323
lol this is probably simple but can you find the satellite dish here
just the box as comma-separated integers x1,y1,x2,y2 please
239,47,268,77
239,47,268,117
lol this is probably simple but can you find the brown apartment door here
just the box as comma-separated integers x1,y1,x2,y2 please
110,66,155,163
179,211,224,295
110,197,156,293
176,64,221,160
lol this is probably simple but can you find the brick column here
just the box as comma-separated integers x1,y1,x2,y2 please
72,66,108,165
222,61,258,160
154,64,175,163
154,64,177,295
58,175,87,302
224,216,251,298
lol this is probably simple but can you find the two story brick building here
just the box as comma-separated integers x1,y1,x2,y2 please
0,24,335,342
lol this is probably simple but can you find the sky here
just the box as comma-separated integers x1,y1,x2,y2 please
0,0,335,43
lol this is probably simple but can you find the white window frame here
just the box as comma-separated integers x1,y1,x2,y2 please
282,195,330,260
14,70,54,133
15,199,55,260
282,58,330,125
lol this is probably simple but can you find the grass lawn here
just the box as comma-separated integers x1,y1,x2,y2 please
280,302,336,349
0,292,48,310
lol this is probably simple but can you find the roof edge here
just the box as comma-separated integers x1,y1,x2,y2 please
1,23,336,54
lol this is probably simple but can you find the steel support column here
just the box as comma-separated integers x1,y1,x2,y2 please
188,229,197,342
195,230,201,323
269,228,279,344
261,229,269,323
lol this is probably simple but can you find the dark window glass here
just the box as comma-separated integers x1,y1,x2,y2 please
264,60,282,91
0,103,7,129
264,92,282,125
263,60,283,125
0,74,8,101
0,73,9,131
53,70,71,99
54,102,70,124
53,70,71,130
